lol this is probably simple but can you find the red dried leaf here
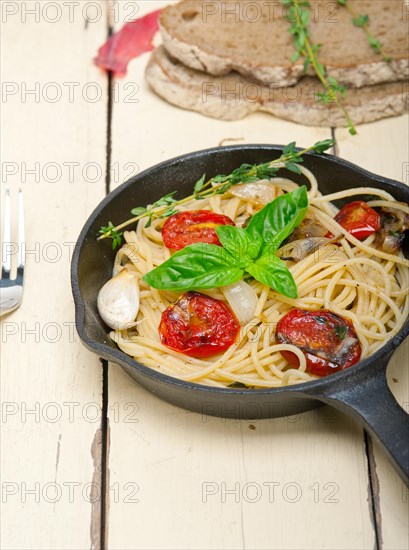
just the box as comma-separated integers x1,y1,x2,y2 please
94,9,161,76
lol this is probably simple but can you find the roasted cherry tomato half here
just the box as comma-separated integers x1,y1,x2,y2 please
276,309,361,377
159,291,240,358
162,210,235,250
334,201,381,240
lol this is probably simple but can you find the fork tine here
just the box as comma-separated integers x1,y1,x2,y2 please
17,188,25,277
2,188,11,277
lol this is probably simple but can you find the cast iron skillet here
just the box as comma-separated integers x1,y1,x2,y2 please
71,145,409,485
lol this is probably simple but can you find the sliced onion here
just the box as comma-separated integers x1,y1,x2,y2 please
221,280,258,325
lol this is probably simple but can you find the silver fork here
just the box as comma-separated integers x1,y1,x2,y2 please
0,188,25,316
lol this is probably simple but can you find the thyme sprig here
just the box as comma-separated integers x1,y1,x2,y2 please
282,0,357,135
98,222,123,250
337,0,392,62
98,139,334,249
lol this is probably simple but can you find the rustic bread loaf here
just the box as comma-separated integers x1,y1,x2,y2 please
145,46,408,126
159,0,409,88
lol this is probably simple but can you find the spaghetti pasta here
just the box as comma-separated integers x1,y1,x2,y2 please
109,166,409,388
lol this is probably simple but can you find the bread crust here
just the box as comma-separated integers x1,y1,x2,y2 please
160,0,409,88
145,46,409,126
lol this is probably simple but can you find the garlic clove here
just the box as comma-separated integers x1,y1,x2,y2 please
97,268,140,330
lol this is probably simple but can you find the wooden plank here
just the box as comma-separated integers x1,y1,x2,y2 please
107,367,375,550
0,3,108,548
335,118,409,550
106,2,374,548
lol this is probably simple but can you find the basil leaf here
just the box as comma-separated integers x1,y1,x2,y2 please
216,225,262,266
245,186,308,253
143,243,243,291
245,256,298,299
144,188,306,296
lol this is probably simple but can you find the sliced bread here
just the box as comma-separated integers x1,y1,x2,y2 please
159,0,409,88
145,46,408,126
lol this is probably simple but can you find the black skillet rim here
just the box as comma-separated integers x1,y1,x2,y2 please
71,144,409,397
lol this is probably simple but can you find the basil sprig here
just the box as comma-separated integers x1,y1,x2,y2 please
143,186,308,298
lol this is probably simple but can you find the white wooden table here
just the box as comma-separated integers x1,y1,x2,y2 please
1,2,408,548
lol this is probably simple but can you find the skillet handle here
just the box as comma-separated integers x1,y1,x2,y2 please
312,357,409,485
